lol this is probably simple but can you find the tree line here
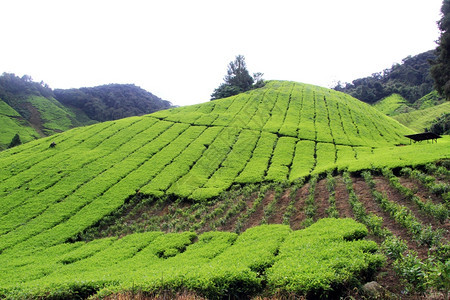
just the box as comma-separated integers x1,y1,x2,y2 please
54,84,172,122
333,51,436,104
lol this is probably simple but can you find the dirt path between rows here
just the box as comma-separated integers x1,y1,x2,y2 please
314,178,330,220
267,189,290,224
290,183,309,230
352,177,429,259
334,176,354,218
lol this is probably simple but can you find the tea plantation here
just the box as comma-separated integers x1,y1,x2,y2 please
0,81,448,299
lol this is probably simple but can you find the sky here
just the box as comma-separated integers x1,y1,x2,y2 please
0,0,443,106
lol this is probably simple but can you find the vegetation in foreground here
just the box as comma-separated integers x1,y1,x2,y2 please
0,80,448,299
0,161,448,299
0,218,384,299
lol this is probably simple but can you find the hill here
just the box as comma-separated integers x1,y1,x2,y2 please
372,91,450,133
54,84,173,122
334,50,436,104
0,80,448,298
0,73,92,150
0,100,40,149
0,73,173,150
413,90,447,109
372,94,415,116
393,101,450,132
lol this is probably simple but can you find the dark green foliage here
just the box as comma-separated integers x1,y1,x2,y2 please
0,73,54,120
211,55,264,100
210,83,242,100
224,55,254,91
334,51,436,104
7,133,21,148
54,84,173,122
0,73,54,104
431,0,450,100
427,113,450,135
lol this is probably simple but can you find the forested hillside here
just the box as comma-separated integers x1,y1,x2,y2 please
335,50,449,135
334,50,436,104
54,84,173,122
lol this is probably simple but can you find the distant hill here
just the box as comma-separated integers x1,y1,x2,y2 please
372,94,415,116
392,101,450,132
336,50,449,134
0,73,173,150
413,90,447,109
370,90,450,133
54,84,173,122
334,50,436,104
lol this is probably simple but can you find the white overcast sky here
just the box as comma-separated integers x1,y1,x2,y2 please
0,0,443,106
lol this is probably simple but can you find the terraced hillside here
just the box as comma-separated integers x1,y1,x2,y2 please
81,164,448,297
0,80,448,298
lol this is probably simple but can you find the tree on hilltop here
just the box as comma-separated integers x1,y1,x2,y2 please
431,0,450,100
211,55,264,100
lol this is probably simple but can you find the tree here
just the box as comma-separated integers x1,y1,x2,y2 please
430,0,450,100
8,133,22,148
211,55,264,100
427,113,450,135
224,55,254,91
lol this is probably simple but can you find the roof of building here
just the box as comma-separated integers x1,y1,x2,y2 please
404,132,442,142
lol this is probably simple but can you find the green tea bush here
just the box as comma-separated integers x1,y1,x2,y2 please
382,236,408,260
393,252,428,293
267,218,384,297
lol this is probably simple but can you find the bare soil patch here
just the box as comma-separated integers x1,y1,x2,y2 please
334,176,354,218
217,194,256,232
313,178,330,220
242,190,274,230
290,183,309,230
267,189,290,224
375,177,449,235
399,177,445,206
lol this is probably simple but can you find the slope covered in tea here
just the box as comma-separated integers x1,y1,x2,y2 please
0,81,447,258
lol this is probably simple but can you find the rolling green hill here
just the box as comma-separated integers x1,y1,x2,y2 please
0,80,448,299
0,73,97,149
413,90,447,109
0,94,98,150
372,91,450,133
372,94,415,116
392,100,450,133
